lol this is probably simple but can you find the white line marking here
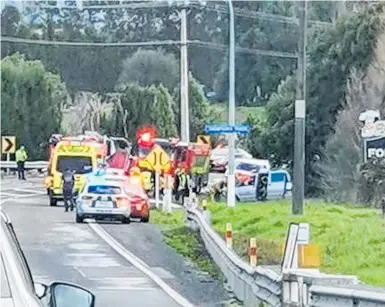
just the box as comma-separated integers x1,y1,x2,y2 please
66,253,107,257
13,188,46,194
0,193,42,198
98,286,154,290
88,222,195,307
66,258,121,267
90,277,149,282
73,266,87,278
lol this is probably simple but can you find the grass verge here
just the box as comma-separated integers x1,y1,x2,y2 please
208,200,385,287
150,209,223,280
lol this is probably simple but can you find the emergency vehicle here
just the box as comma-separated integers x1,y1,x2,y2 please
45,131,131,206
135,127,211,194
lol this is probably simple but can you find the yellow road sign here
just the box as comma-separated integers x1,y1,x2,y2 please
144,145,171,172
197,135,211,145
298,244,321,268
1,136,16,154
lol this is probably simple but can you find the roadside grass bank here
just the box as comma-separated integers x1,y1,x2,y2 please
150,209,223,280
208,200,385,287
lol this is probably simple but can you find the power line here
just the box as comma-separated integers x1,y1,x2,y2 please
23,1,331,26
191,3,331,27
1,36,297,59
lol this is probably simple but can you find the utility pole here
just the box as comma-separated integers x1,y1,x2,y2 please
227,0,236,208
180,8,190,142
292,0,307,215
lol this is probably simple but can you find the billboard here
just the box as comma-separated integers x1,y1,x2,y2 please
364,136,385,162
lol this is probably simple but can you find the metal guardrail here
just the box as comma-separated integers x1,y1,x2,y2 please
1,161,48,170
309,284,385,306
185,201,385,307
185,203,282,307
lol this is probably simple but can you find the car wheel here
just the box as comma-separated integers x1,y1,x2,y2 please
141,215,150,223
76,214,83,223
122,217,131,224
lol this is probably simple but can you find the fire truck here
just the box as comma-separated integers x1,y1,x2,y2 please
45,131,132,206
136,127,211,194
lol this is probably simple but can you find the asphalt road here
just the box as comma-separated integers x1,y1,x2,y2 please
0,177,230,307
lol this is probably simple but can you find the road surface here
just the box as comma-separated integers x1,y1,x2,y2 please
1,177,231,307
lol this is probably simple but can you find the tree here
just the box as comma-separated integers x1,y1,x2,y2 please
316,30,385,205
116,49,180,92
1,53,66,159
173,73,219,140
251,4,384,194
150,84,178,137
106,83,177,140
251,75,296,166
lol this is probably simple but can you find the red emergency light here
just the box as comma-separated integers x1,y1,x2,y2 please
136,127,157,147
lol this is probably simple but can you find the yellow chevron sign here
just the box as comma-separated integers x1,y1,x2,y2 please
1,136,16,154
197,135,211,146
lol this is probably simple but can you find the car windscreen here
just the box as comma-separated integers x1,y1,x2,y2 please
155,141,173,156
236,163,261,173
138,147,151,157
57,156,92,174
87,185,122,194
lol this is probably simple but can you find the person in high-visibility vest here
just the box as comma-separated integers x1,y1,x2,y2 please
176,168,189,205
15,145,28,180
141,171,153,192
128,167,143,186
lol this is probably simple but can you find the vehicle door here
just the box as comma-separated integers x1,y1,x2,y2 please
283,171,292,198
1,215,43,307
267,170,287,200
235,174,257,202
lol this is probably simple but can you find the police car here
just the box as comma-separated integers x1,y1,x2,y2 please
75,169,132,224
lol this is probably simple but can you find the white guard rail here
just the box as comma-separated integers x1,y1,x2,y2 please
185,203,282,307
282,256,385,306
1,161,48,170
185,202,385,307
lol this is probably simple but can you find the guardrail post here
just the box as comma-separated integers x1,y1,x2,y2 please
225,223,232,248
249,237,257,267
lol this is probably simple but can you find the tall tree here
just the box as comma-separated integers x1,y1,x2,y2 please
107,83,177,140
249,4,384,195
116,49,180,92
1,53,66,159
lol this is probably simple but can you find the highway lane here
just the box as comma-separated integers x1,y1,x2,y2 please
0,182,186,307
0,177,231,307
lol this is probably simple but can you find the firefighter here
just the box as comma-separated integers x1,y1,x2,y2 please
62,168,75,212
175,168,190,206
210,177,227,202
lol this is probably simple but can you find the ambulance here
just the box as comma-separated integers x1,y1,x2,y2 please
45,138,99,206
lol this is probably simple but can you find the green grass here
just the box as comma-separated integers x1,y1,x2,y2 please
212,104,266,124
208,200,385,287
150,210,223,279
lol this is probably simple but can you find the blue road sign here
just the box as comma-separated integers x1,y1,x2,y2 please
233,125,250,135
204,125,233,134
204,124,250,135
